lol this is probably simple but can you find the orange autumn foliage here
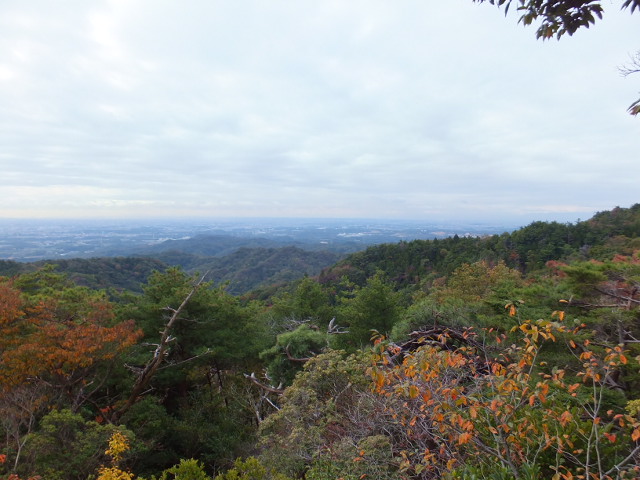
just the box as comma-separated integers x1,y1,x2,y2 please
0,279,141,390
370,317,640,479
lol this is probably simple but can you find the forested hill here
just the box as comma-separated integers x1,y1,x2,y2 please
2,205,639,295
0,246,341,294
153,245,341,295
320,203,640,288
131,233,291,257
0,257,166,293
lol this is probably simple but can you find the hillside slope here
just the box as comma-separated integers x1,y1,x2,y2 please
319,203,640,289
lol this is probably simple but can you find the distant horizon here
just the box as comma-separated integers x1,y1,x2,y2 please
0,203,615,226
0,211,595,227
2,204,634,262
0,214,528,262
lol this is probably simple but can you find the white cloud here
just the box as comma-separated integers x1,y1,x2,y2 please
0,0,638,223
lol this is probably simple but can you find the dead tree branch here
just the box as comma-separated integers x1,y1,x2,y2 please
115,273,208,420
284,345,313,363
244,372,285,395
327,317,349,334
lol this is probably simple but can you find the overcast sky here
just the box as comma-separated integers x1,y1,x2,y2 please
1,0,638,224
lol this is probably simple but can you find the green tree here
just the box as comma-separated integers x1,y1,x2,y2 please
558,254,640,393
157,458,210,480
118,268,259,415
332,273,403,351
269,277,335,328
214,457,292,480
17,409,135,480
259,325,327,386
0,273,140,473
433,260,522,305
258,351,375,478
114,268,263,473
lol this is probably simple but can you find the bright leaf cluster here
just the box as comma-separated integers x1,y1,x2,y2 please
370,317,640,479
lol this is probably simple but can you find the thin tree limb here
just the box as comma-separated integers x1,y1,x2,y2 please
115,273,208,419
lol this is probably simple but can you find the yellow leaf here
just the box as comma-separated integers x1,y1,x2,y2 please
408,385,419,399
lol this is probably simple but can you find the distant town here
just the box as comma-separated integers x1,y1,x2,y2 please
0,218,518,261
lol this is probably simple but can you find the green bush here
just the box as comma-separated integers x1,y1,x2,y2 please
214,457,291,480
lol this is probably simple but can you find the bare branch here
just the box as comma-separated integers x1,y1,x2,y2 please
244,372,285,395
115,273,208,419
605,443,640,477
157,349,212,371
327,317,349,335
262,395,281,411
593,287,640,306
619,51,640,77
284,345,313,363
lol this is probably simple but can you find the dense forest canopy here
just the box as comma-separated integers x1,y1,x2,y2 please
1,204,640,479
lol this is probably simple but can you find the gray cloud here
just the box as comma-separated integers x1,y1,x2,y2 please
0,0,638,223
